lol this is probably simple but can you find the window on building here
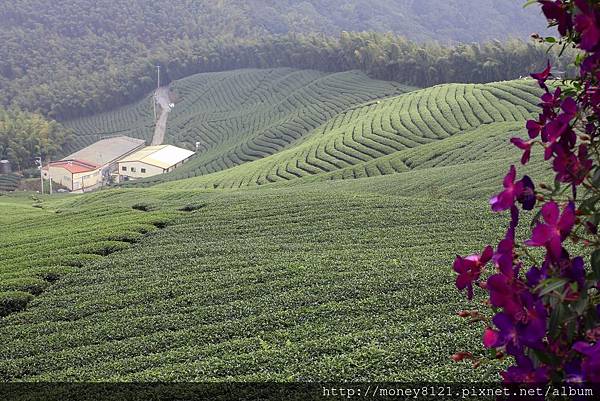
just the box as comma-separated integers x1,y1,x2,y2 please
121,166,126,171
131,167,136,172
141,168,146,173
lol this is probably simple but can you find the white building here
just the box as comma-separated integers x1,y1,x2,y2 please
44,136,146,192
117,145,195,180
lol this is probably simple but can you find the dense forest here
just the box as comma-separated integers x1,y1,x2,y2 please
0,0,559,120
0,108,72,170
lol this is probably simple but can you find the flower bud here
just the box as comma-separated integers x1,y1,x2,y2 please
458,310,471,318
451,352,473,362
536,194,545,202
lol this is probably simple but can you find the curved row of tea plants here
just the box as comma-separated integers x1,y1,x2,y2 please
0,194,176,317
0,179,507,382
0,174,21,192
63,68,410,166
157,79,542,190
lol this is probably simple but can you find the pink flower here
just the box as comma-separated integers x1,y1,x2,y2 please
453,246,494,300
575,0,600,51
525,201,575,258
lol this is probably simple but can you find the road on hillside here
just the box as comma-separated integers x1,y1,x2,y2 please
151,87,172,145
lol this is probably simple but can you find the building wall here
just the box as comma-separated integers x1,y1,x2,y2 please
48,166,74,190
73,169,102,192
118,161,165,179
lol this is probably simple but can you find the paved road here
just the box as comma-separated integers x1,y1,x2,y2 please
151,87,172,145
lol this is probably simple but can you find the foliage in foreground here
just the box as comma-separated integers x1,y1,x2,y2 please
453,0,600,384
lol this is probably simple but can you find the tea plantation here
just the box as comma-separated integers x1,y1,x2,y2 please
0,177,511,382
63,68,411,162
0,71,548,382
150,79,542,189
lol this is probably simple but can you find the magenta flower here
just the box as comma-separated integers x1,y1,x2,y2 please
540,1,573,36
553,144,592,185
511,137,532,165
490,166,536,212
453,246,493,300
526,119,544,139
525,201,575,258
573,340,600,382
490,165,522,212
575,0,600,51
530,61,553,91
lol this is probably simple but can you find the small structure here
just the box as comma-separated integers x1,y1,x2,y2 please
65,136,146,171
45,160,101,192
118,145,195,180
0,160,11,174
44,136,146,192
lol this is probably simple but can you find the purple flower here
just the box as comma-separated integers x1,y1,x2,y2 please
453,246,493,300
490,166,536,212
490,166,522,212
573,340,600,382
553,144,592,185
517,176,536,211
530,61,553,91
575,0,600,51
511,137,533,165
540,1,573,36
525,201,575,259
501,355,550,384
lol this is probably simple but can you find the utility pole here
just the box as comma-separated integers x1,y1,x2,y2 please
48,164,53,195
35,157,43,194
156,65,161,89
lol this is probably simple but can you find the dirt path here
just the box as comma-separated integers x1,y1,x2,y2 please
151,87,172,145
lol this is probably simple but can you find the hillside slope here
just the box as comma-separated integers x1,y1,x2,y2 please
0,174,510,383
0,63,553,383
151,79,542,189
63,68,411,165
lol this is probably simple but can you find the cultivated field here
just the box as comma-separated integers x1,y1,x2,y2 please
0,177,508,382
63,68,411,169
1,70,549,383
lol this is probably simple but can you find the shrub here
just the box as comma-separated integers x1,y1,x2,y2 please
0,291,33,317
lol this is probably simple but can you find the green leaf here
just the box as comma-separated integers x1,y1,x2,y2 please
549,304,569,339
592,250,600,280
545,37,557,43
523,0,539,8
537,278,568,296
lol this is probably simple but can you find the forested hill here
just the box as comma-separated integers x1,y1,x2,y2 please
244,0,548,42
0,0,553,120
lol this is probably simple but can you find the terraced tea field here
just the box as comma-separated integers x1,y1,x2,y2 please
154,80,542,189
0,176,510,382
0,174,21,192
0,193,177,317
1,70,552,384
63,68,411,165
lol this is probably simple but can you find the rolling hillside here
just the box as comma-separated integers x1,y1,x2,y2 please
155,78,542,188
63,69,542,190
0,175,508,383
63,68,411,167
0,70,551,384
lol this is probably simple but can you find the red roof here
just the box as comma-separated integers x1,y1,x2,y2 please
48,159,98,174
